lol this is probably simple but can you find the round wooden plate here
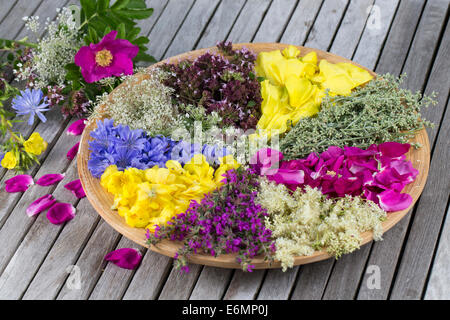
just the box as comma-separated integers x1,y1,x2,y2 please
78,43,430,269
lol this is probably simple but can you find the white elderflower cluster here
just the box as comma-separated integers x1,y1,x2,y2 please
19,7,82,88
98,68,182,136
257,179,386,271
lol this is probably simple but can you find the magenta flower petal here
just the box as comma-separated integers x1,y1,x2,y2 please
5,174,34,193
64,179,86,198
378,142,410,158
36,173,65,186
104,248,142,270
67,142,80,160
267,169,304,187
46,202,76,224
26,194,56,217
377,189,412,212
250,148,283,175
67,119,87,136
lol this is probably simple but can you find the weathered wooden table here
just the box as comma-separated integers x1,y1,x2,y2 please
0,0,448,300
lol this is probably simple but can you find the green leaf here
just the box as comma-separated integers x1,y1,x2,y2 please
97,0,110,12
116,8,153,19
126,27,141,41
134,51,156,63
128,0,146,8
116,23,126,39
111,0,130,10
65,63,81,73
88,27,98,43
132,36,149,45
80,0,96,18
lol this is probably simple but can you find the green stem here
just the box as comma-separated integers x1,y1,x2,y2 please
78,13,99,30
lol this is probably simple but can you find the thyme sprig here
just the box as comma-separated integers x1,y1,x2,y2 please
280,74,436,160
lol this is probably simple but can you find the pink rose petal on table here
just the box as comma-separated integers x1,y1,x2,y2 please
26,194,56,217
36,173,65,186
67,119,87,136
377,189,412,212
5,174,34,193
104,248,142,270
64,179,86,198
46,202,76,224
67,142,80,160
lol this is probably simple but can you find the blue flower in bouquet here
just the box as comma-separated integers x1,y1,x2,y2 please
202,144,230,165
140,136,176,167
113,147,140,171
12,88,50,125
89,119,116,152
114,125,147,151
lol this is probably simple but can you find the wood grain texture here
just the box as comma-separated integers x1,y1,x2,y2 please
189,267,233,300
223,269,266,300
290,260,334,300
158,263,202,300
78,42,430,271
257,267,299,300
425,206,450,300
196,0,246,49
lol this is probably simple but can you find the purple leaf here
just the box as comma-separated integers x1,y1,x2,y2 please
36,173,65,186
26,194,56,217
5,174,34,193
64,179,86,198
104,248,142,270
67,142,80,160
67,119,87,136
46,202,76,224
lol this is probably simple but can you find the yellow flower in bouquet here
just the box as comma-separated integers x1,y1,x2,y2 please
100,155,240,231
23,132,48,156
255,45,373,136
1,152,17,169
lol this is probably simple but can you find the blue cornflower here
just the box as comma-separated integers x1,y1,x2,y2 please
113,147,140,171
89,119,116,153
12,88,50,125
114,125,147,151
202,144,230,165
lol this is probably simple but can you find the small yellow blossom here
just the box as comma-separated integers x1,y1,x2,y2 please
100,155,240,230
23,132,48,156
1,151,17,169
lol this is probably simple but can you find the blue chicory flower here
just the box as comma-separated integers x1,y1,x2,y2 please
12,88,50,125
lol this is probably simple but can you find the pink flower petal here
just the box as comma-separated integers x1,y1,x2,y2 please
250,148,283,175
377,189,412,212
46,202,76,224
26,194,56,217
67,142,80,160
36,173,65,186
5,174,34,193
104,248,142,270
64,179,86,198
378,142,410,158
67,119,87,136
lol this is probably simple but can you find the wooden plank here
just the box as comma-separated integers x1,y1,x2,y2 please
0,0,43,39
164,0,221,58
56,219,121,300
146,0,195,60
357,1,450,300
425,206,450,299
226,0,272,43
22,198,100,299
196,0,246,49
122,251,172,300
329,0,374,59
257,267,299,300
303,0,349,51
290,260,334,300
252,0,298,43
0,0,18,24
189,267,233,300
280,0,324,45
137,0,169,35
375,0,425,75
0,159,79,300
158,264,202,300
352,0,400,69
88,237,144,300
223,270,266,300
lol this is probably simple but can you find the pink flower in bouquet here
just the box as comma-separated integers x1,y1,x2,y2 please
74,30,138,83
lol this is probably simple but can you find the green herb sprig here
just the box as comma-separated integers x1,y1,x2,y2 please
280,74,436,160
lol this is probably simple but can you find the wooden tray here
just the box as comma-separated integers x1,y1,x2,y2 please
78,43,430,269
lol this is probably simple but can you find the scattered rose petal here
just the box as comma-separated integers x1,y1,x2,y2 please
36,173,65,186
104,248,142,270
26,194,56,217
67,142,80,160
377,190,412,212
67,119,87,136
378,142,410,158
46,202,76,224
5,174,34,193
64,179,86,198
